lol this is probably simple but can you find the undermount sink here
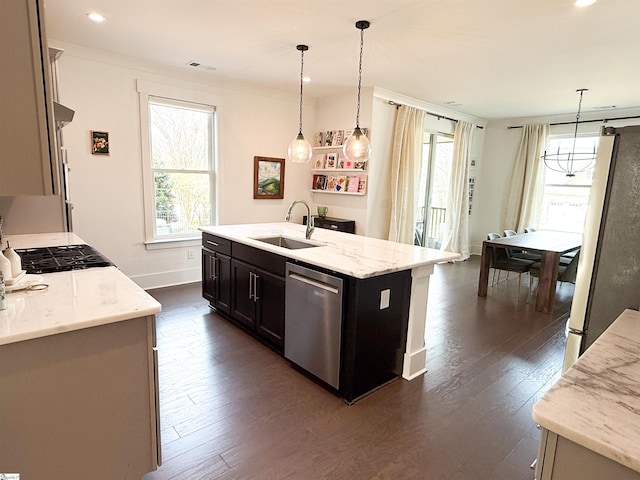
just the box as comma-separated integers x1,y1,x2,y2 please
252,236,321,250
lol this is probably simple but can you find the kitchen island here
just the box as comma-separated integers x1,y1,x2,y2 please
0,233,162,480
532,309,640,479
201,222,459,400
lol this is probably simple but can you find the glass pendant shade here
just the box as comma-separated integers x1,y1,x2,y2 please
343,127,371,164
288,44,311,163
288,132,313,163
344,20,371,164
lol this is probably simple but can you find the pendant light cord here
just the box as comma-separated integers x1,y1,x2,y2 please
298,47,305,135
355,26,364,129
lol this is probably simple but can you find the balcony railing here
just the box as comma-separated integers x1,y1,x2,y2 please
415,206,446,248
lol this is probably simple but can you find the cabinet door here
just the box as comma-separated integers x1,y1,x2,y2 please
230,259,255,329
254,267,285,350
202,249,215,302
215,253,232,314
0,0,58,195
202,250,232,314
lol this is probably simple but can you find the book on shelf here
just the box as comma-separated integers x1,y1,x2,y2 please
313,174,328,191
346,176,360,193
314,131,324,147
324,130,334,147
358,175,367,194
331,130,344,146
325,153,338,169
327,175,347,192
313,153,326,169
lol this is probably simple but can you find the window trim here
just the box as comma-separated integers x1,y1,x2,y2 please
137,80,221,246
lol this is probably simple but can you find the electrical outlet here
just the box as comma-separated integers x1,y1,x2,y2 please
380,289,390,310
187,249,195,259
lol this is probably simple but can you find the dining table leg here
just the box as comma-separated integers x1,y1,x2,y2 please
535,251,561,314
478,241,490,297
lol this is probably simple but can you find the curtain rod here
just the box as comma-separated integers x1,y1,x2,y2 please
388,101,484,129
507,114,640,129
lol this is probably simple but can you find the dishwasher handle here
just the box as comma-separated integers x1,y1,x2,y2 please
288,272,339,294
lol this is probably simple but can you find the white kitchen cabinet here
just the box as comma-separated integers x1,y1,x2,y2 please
535,429,640,480
0,0,59,195
0,315,161,479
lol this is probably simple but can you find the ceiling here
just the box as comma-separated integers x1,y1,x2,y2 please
44,0,640,119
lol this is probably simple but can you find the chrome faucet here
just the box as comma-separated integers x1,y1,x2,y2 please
285,199,314,240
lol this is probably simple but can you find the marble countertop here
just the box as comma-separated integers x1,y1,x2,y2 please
201,222,459,279
532,308,640,473
0,233,161,346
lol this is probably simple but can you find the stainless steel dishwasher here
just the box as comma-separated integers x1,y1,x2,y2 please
285,262,344,389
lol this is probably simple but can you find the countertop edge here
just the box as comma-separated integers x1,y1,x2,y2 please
532,309,640,473
201,223,460,278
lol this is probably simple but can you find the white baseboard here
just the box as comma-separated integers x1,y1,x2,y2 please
129,267,201,290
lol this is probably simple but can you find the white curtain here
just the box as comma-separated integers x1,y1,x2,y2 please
440,120,474,260
388,105,425,244
502,124,550,232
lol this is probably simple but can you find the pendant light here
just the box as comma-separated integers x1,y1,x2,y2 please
288,44,313,163
343,20,372,164
542,89,596,177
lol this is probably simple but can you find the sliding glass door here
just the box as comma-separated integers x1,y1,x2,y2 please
415,133,454,247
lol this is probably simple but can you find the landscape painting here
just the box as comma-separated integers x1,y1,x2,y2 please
254,156,285,199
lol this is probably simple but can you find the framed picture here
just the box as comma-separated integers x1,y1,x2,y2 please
91,130,109,155
254,156,285,199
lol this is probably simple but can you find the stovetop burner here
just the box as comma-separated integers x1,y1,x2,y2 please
16,244,115,274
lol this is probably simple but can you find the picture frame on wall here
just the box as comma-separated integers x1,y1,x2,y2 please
254,156,285,199
91,130,109,155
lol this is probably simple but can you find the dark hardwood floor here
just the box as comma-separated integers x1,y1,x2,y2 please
143,256,574,480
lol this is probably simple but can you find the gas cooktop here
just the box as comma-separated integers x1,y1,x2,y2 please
15,244,114,274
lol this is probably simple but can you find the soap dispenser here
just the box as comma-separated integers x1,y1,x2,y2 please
3,241,22,278
0,248,11,282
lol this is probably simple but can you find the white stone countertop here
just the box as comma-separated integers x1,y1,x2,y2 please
532,308,640,473
0,233,161,346
200,222,459,279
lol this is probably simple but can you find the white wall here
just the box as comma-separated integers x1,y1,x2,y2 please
52,42,315,289
472,106,640,255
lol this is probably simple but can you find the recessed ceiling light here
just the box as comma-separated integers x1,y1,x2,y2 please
575,0,597,7
87,12,106,22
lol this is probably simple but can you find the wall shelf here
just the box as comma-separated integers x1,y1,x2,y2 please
311,189,365,196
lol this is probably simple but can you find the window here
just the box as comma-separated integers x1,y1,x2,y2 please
415,133,454,247
143,96,216,241
539,135,598,233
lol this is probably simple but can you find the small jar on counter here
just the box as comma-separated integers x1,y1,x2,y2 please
0,270,7,311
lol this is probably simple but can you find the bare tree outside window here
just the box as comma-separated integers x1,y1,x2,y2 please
148,99,214,237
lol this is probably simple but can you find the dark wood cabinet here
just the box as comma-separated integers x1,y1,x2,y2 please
202,233,232,314
202,232,411,401
303,215,355,234
254,267,285,349
204,235,286,351
230,258,257,329
229,251,286,350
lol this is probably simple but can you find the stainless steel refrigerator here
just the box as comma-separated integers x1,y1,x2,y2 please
564,125,640,370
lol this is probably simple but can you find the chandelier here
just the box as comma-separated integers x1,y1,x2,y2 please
542,89,596,177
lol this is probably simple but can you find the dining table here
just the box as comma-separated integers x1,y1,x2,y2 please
478,230,582,314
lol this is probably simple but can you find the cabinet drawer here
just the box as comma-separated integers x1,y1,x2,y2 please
202,233,231,255
233,242,286,277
